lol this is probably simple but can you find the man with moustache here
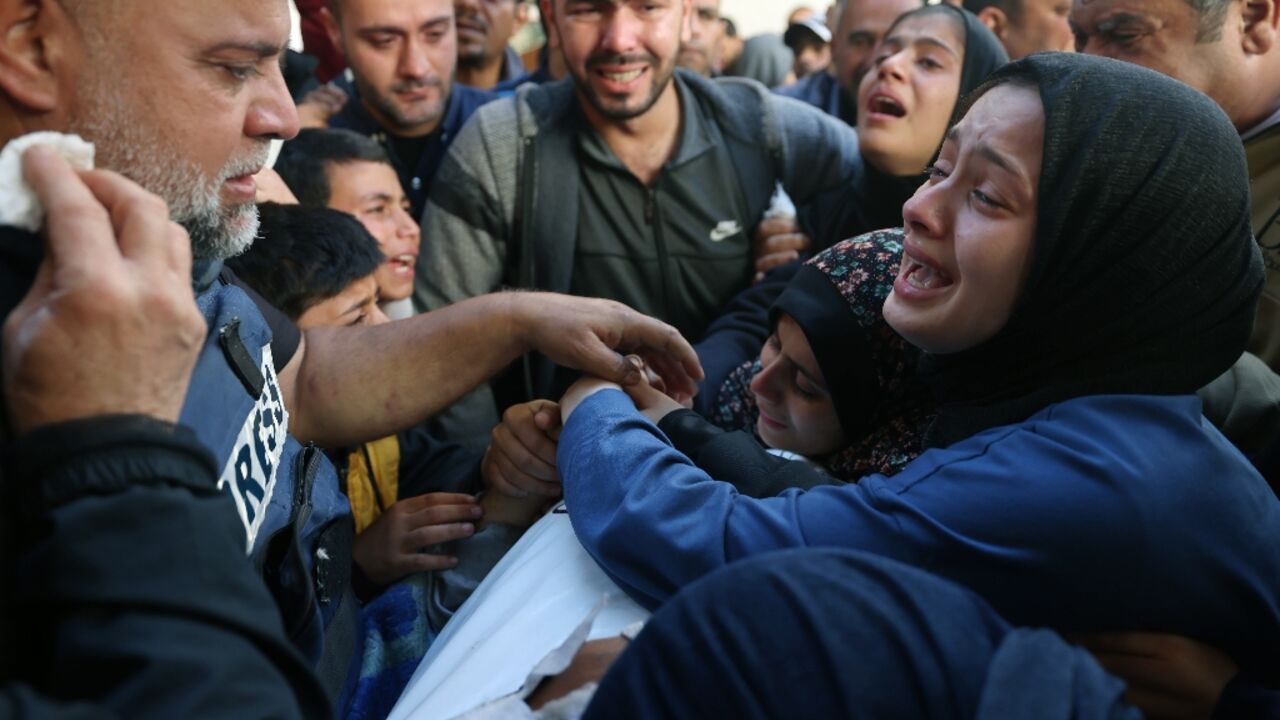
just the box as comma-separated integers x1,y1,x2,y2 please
455,0,530,89
320,0,498,218
0,0,703,706
676,0,723,76
419,0,862,444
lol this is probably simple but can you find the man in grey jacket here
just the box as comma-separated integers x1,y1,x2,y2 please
420,0,864,443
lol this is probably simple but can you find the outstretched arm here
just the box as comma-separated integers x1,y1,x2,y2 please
280,293,703,448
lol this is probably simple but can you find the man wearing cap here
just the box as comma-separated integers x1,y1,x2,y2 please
783,16,832,80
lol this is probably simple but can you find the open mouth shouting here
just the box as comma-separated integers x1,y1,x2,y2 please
865,88,908,121
895,245,954,299
387,253,417,278
594,65,648,94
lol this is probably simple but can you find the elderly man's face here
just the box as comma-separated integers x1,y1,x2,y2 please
332,0,458,137
677,0,722,76
67,0,299,260
1070,0,1246,124
833,0,923,98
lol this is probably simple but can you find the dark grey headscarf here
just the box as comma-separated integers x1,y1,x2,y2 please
920,53,1263,447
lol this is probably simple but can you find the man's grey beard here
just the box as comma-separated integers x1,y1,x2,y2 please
174,153,269,261
95,139,268,261
68,70,267,260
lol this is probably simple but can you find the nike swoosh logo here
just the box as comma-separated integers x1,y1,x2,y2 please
709,221,742,242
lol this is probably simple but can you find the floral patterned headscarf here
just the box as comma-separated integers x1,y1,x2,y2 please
712,228,934,480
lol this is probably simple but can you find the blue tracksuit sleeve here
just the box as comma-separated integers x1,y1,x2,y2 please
559,390,1280,672
559,389,901,608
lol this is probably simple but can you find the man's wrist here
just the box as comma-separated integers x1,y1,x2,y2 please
500,290,535,355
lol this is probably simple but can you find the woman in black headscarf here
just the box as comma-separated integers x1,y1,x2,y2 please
555,53,1280,680
692,5,1007,419
797,4,1009,252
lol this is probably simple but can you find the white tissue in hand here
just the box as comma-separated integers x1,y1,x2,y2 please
0,132,95,232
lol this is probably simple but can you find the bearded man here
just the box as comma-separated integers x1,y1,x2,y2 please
417,0,864,445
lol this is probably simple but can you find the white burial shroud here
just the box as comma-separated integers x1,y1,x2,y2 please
388,505,649,720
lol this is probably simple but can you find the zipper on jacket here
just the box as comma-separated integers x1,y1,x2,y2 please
520,135,538,402
648,186,672,323
293,443,322,604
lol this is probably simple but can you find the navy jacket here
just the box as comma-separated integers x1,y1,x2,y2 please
329,82,497,219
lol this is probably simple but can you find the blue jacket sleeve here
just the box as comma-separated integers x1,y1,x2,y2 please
558,391,1280,673
560,389,903,609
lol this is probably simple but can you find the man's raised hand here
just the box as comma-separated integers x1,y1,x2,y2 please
512,293,703,404
4,146,205,435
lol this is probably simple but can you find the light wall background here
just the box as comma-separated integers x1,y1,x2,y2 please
721,0,828,40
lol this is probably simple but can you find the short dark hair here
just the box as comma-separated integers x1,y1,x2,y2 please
962,0,1022,24
228,203,385,320
274,128,392,207
721,16,738,38
1184,0,1232,42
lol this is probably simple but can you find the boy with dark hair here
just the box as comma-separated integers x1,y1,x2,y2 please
274,129,392,207
229,204,539,597
230,202,543,717
228,203,386,324
276,128,422,319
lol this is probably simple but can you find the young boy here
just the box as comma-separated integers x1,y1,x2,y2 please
228,204,542,598
273,128,421,320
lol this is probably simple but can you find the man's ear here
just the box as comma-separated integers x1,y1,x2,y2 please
319,6,345,57
1240,0,1277,55
0,0,73,114
976,6,1008,40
